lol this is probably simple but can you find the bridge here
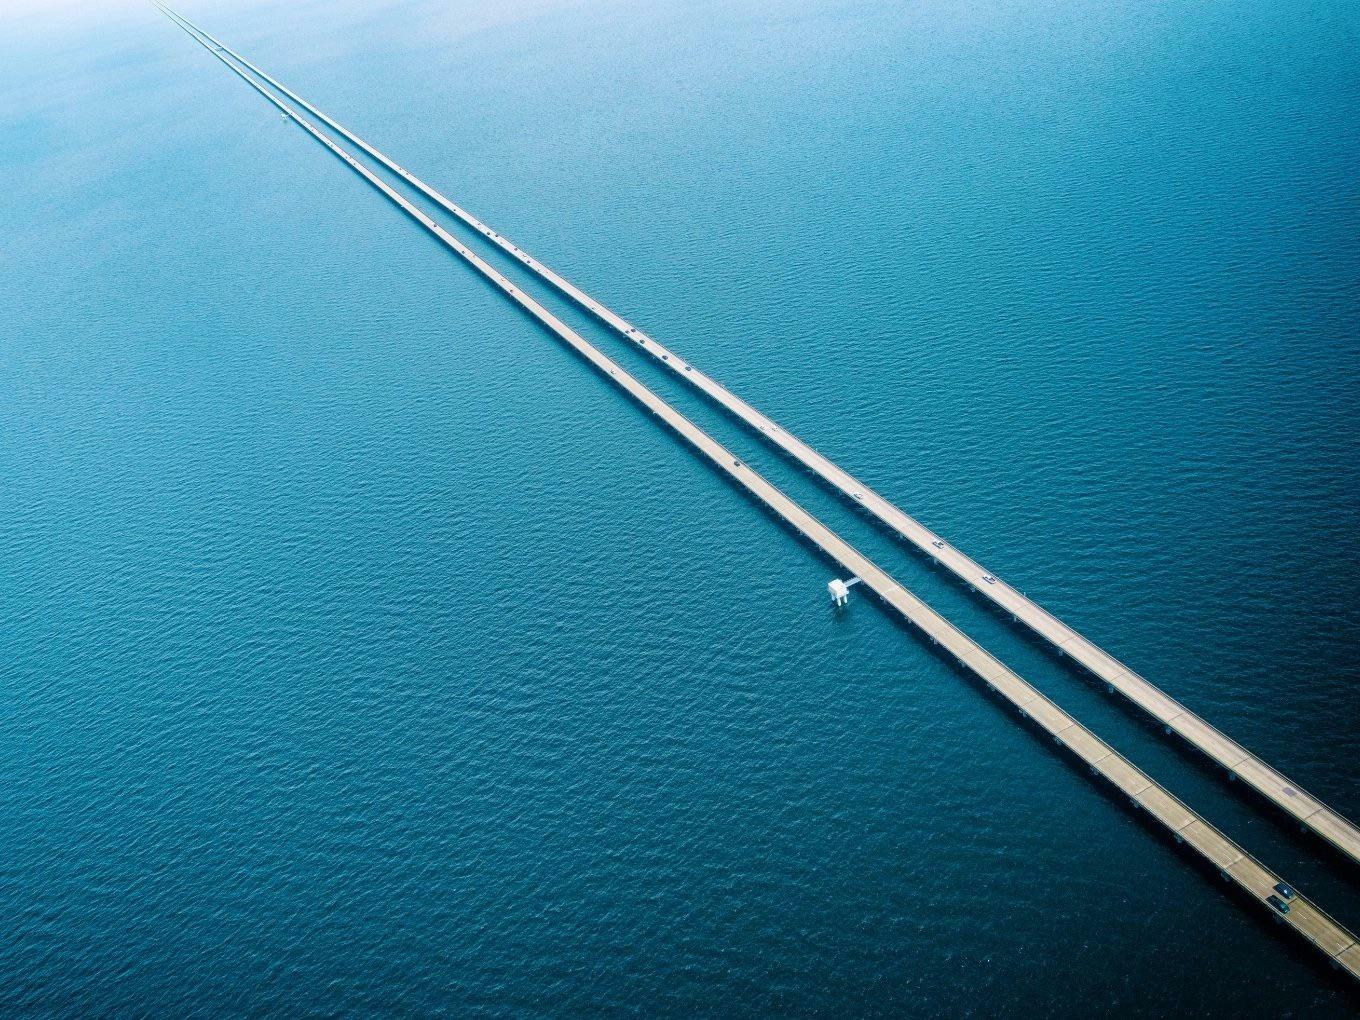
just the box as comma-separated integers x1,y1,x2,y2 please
160,5,1360,872
158,5,1360,982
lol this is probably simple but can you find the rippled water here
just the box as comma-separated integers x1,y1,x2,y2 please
2,0,1358,1014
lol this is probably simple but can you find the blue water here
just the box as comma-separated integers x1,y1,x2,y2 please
3,0,1359,1014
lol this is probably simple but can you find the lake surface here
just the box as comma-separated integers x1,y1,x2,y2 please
2,0,1358,1014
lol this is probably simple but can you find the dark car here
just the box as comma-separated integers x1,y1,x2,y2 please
1267,894,1291,914
1273,882,1296,901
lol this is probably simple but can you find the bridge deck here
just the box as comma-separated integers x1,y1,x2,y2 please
186,27,1360,870
160,5,1360,982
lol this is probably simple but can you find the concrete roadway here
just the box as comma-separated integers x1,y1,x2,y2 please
158,5,1360,982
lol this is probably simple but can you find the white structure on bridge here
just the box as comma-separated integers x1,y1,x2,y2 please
828,576,862,606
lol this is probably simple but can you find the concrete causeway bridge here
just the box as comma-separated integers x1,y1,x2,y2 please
160,5,1360,875
158,5,1360,982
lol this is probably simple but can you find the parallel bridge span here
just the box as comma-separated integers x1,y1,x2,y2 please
163,7,1360,869
158,4,1360,981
